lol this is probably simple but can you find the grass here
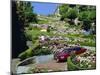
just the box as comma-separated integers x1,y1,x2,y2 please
82,34,95,39
66,34,83,38
67,40,95,47
25,27,55,41
38,20,49,24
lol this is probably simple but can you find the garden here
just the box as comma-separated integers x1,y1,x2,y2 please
12,1,96,74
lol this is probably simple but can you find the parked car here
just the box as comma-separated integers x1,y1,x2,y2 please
54,47,87,62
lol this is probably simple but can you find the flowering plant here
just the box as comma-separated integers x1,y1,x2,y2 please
69,50,96,70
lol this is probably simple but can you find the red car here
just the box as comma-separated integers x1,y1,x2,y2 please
54,47,87,62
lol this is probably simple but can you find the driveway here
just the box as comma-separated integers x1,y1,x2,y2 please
35,60,67,71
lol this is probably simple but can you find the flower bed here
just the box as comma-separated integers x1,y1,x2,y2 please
67,50,96,71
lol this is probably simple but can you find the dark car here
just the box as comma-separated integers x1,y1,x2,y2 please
54,47,87,62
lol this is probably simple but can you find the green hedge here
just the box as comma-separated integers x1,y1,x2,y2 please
18,48,33,60
67,57,95,71
67,57,80,71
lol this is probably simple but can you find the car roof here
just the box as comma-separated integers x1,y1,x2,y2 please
64,47,81,51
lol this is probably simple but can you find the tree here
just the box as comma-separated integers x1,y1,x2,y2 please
88,10,96,24
59,4,69,20
59,4,96,32
59,4,78,24
17,1,38,26
66,8,78,24
78,10,96,31
12,1,38,58
78,5,89,12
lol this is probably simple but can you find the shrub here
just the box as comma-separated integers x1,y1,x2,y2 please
18,48,33,60
18,40,51,60
67,8,78,21
78,10,96,31
33,45,51,56
82,20,91,31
